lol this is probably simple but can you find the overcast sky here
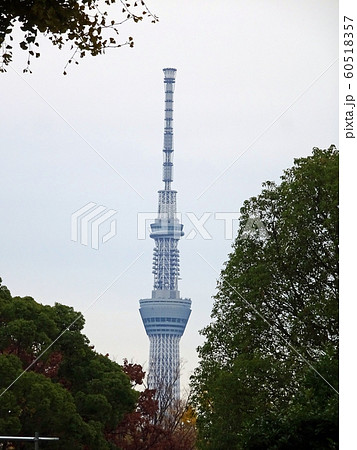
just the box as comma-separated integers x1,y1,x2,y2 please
1,0,338,390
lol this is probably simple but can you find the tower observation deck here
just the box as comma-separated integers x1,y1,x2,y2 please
139,68,191,405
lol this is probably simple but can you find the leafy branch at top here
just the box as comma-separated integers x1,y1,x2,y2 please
0,0,158,73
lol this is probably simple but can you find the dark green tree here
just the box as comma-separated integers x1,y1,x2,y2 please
0,278,138,448
191,146,338,449
0,0,157,73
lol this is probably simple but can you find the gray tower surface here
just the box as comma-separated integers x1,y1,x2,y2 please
139,68,191,404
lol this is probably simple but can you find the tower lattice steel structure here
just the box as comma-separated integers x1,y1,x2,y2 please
140,68,191,404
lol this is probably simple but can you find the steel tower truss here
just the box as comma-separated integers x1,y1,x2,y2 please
140,68,191,407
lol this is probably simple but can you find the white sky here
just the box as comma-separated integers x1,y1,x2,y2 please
1,0,339,393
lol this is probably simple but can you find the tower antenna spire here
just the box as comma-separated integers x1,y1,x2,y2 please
162,67,176,191
139,68,191,407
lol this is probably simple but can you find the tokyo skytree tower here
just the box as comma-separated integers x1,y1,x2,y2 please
139,68,191,404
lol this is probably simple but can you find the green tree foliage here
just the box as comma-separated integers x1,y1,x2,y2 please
0,278,138,449
190,146,339,449
0,0,157,73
